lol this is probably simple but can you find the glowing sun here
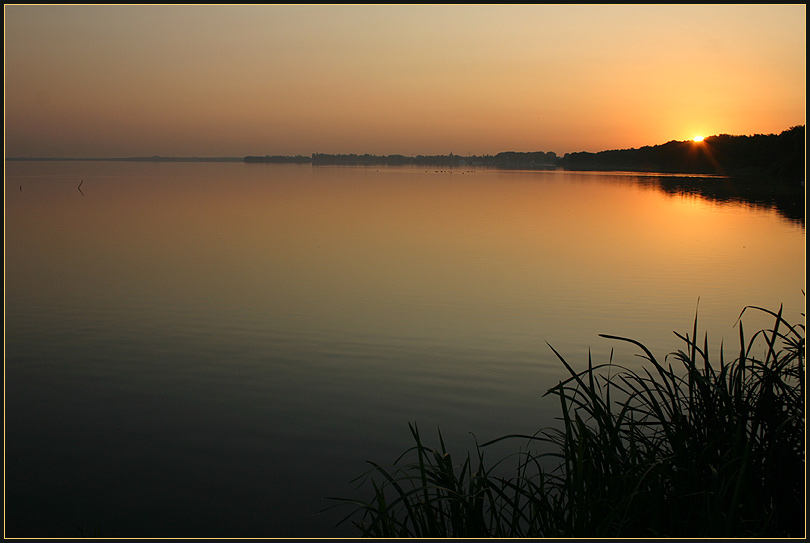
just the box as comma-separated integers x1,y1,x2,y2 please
693,135,705,142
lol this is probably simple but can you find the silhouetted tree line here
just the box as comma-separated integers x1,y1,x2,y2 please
310,152,473,166
557,126,805,182
307,151,560,168
310,153,414,165
247,126,804,184
244,154,311,163
490,151,557,169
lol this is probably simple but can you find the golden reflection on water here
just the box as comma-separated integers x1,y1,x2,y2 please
6,161,803,356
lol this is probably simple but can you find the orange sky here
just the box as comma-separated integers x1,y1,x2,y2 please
4,4,806,158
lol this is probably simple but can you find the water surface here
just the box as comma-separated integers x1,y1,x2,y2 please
5,161,805,536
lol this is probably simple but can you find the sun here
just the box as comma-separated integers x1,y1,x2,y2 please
693,135,705,142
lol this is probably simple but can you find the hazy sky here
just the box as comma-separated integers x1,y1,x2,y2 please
4,4,806,158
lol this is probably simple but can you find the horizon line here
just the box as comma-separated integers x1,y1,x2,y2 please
5,125,803,162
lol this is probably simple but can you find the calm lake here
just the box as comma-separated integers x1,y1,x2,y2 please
5,160,805,537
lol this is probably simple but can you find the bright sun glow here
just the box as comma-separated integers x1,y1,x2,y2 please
693,135,705,142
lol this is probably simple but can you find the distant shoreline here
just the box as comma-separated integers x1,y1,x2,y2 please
5,125,804,181
6,147,804,224
5,156,245,162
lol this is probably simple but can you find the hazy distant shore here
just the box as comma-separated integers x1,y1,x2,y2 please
5,156,244,163
6,125,804,182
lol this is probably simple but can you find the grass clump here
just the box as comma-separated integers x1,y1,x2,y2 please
330,303,805,537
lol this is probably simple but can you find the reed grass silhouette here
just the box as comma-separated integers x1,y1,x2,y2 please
329,302,805,537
